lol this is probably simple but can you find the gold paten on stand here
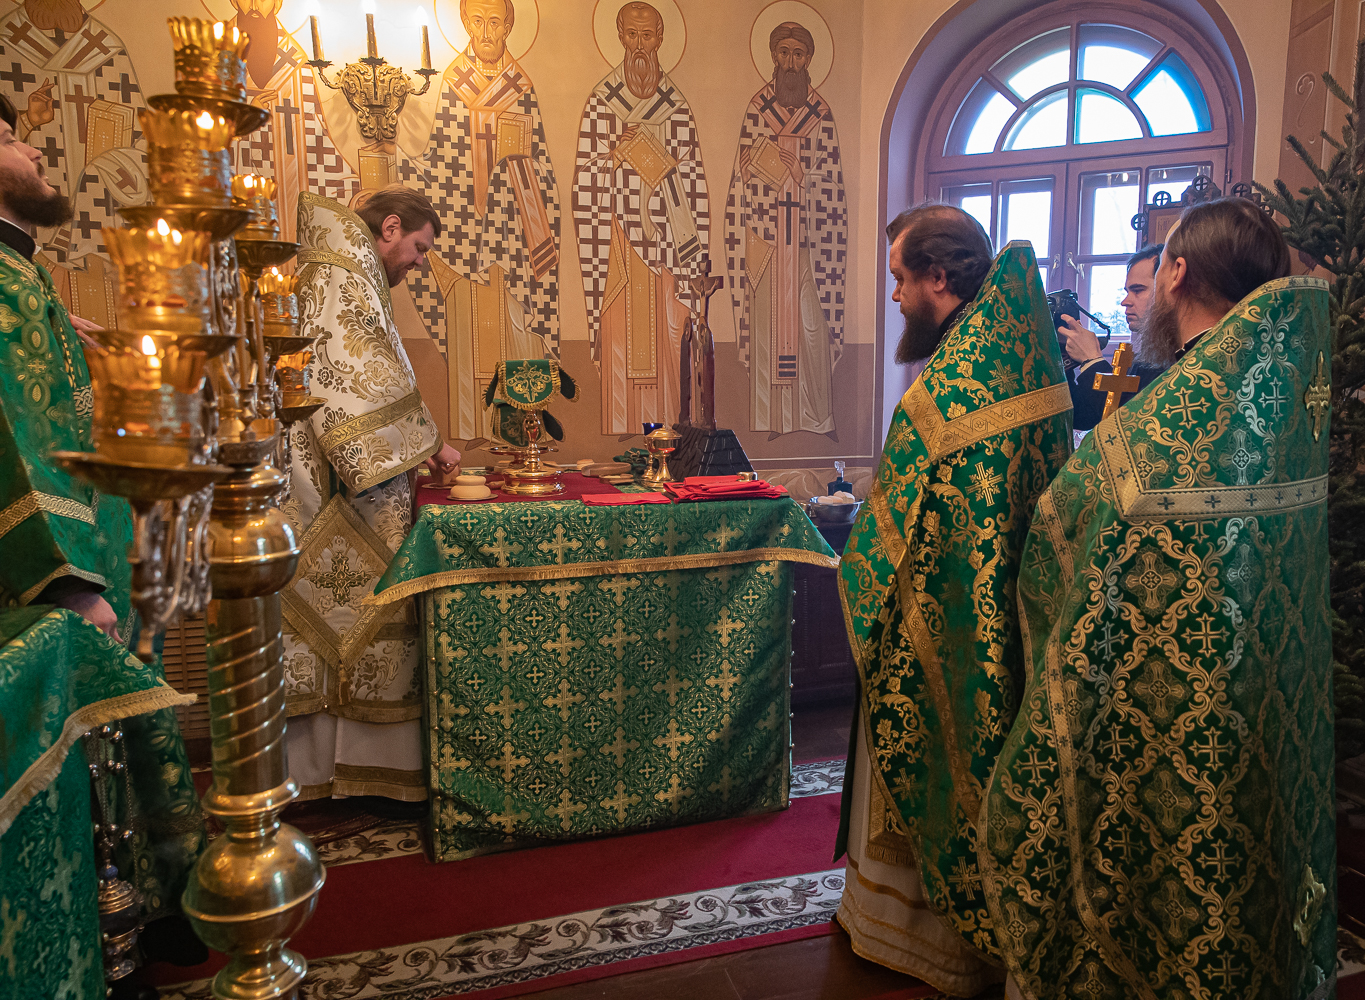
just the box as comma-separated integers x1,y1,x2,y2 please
501,411,565,495
57,18,325,1000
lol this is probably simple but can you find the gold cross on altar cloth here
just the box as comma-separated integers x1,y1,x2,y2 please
1093,342,1141,419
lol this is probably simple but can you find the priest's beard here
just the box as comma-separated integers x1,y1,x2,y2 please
0,166,71,229
1137,290,1183,367
624,49,661,99
24,0,84,32
895,297,943,365
774,64,810,109
236,10,281,89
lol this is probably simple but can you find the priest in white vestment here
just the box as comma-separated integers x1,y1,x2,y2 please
281,186,460,801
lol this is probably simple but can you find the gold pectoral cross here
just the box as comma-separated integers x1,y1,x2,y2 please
1093,342,1141,419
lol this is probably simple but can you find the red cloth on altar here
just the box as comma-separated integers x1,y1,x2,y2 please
416,471,623,508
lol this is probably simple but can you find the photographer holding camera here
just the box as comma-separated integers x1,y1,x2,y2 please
1059,243,1167,431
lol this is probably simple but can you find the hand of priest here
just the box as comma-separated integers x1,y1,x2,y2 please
69,313,104,351
1059,315,1103,364
425,443,462,484
56,590,120,641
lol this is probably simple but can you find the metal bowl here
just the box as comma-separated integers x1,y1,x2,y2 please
806,496,862,524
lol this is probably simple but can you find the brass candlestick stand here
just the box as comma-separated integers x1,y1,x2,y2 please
306,13,436,189
56,17,325,1000
502,411,565,495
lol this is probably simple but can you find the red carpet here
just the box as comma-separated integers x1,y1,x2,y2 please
152,793,845,990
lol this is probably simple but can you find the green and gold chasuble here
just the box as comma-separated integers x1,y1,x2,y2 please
836,243,1073,991
0,607,194,1000
0,243,204,926
0,242,131,621
281,193,443,801
981,277,1335,1000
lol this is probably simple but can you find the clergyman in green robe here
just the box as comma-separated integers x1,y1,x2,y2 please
983,198,1335,1000
0,101,206,975
835,205,1073,995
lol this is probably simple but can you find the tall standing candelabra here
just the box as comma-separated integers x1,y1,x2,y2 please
55,17,325,1000
305,12,436,188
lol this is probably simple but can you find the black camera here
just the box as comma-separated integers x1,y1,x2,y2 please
1047,289,1111,368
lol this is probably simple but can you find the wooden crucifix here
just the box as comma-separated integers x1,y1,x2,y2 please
678,258,725,430
1093,342,1141,420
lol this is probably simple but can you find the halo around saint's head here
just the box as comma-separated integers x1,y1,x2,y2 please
434,0,541,60
592,0,686,73
749,1,833,90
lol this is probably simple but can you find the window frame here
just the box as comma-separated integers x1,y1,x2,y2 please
913,0,1242,338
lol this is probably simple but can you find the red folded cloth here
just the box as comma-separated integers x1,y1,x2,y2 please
665,477,788,501
581,493,673,506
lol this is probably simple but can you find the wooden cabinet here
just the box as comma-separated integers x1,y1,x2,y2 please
791,523,856,708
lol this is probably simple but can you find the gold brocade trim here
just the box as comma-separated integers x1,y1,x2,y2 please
366,547,841,604
19,564,107,606
0,680,195,835
285,692,327,718
296,248,368,275
1034,490,1074,594
375,622,419,641
281,494,401,673
332,764,427,802
334,697,421,724
1094,414,1329,520
353,446,438,496
0,492,96,539
294,780,335,802
904,381,1073,463
316,391,426,458
494,358,564,411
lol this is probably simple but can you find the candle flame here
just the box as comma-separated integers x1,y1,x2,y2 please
195,111,215,130
155,218,170,236
213,20,224,40
141,335,157,356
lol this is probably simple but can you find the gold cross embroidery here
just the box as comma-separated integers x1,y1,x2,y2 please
653,772,694,813
544,734,584,776
543,678,584,721
485,685,526,729
599,619,640,659
600,727,640,767
654,719,694,760
601,780,641,821
491,741,530,781
1305,351,1330,442
542,622,584,665
652,664,693,705
599,674,639,713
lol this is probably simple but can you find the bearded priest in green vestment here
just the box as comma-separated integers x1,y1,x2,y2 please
0,103,206,971
282,186,458,802
835,205,1073,995
983,198,1335,1000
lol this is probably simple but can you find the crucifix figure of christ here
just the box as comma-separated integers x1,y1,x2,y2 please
1093,342,1142,419
678,258,725,429
724,19,846,437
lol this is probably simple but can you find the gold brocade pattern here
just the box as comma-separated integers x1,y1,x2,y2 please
0,492,95,539
981,277,1336,1000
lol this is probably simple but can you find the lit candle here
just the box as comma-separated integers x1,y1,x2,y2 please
309,15,324,62
420,24,431,71
366,13,378,59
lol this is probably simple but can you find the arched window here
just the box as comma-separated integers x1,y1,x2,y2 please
917,3,1241,340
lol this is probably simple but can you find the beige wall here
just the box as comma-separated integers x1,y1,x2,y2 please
0,0,1295,485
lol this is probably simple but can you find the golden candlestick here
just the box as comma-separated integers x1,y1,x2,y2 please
54,17,326,1000
421,25,432,71
309,15,325,63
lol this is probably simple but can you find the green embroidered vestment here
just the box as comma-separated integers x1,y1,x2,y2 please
0,242,205,924
837,242,1073,958
981,276,1336,1000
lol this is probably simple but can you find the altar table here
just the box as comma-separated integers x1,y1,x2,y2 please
371,494,839,861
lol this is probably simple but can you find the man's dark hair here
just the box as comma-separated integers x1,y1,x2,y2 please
1127,242,1162,271
886,204,993,301
355,184,443,240
0,94,15,131
1165,198,1290,306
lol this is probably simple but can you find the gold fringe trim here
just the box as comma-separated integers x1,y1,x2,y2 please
0,682,196,835
366,547,841,605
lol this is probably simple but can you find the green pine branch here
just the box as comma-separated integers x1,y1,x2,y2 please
1255,45,1365,758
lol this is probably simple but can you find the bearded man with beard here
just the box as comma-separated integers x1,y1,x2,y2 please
573,1,709,434
724,21,845,437
0,98,209,998
835,204,1073,994
980,200,1336,1000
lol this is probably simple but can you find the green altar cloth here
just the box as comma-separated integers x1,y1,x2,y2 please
0,606,194,1000
371,497,838,861
981,276,1336,999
